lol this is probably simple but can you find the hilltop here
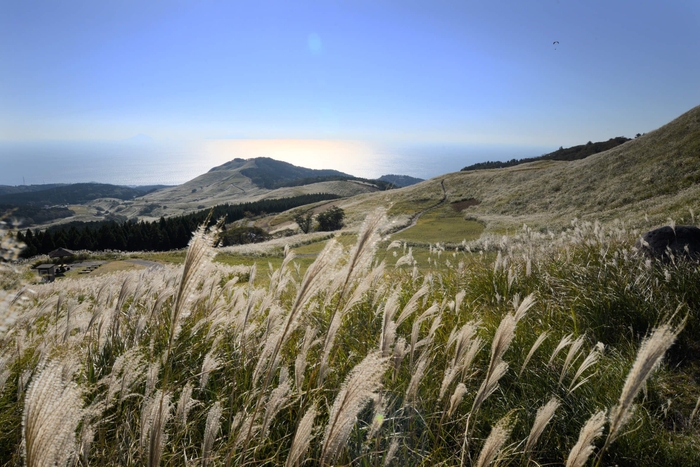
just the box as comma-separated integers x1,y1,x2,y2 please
116,157,390,221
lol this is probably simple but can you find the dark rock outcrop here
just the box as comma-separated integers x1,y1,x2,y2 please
636,225,700,260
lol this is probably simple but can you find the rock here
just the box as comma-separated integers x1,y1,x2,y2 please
636,225,700,260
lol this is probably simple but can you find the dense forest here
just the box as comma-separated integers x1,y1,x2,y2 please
16,193,339,257
462,136,631,171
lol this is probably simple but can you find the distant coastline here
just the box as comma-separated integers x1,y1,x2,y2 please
0,140,553,186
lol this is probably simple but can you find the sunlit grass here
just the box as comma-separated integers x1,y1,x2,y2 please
393,206,484,244
2,216,699,466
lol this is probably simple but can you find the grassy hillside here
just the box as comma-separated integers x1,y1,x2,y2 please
462,136,631,171
331,104,700,235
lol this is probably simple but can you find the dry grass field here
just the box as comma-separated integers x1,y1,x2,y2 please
2,210,700,466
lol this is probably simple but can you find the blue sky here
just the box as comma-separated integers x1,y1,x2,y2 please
1,1,699,183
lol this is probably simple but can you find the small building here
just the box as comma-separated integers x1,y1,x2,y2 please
35,264,56,282
48,248,75,260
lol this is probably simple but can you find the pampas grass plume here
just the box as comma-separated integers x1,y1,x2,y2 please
285,403,317,467
566,410,606,467
524,397,560,455
320,351,389,465
202,401,223,467
476,415,512,467
604,318,685,449
22,362,84,467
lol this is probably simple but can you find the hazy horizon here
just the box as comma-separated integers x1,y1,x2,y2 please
2,1,698,183
0,139,554,186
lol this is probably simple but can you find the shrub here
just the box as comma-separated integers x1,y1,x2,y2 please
316,207,345,231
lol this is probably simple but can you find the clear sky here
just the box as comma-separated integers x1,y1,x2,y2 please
1,0,699,184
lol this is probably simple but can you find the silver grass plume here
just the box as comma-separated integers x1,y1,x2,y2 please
140,390,172,466
261,380,291,438
367,395,388,440
476,415,512,467
1,223,24,316
22,362,84,467
569,342,604,393
409,302,439,366
603,318,685,452
295,326,319,390
441,321,481,399
690,394,700,424
320,351,389,465
175,382,197,426
559,335,585,384
102,347,145,402
404,350,432,405
168,219,221,362
519,331,549,376
285,403,317,467
462,305,527,466
548,334,573,366
317,261,385,387
395,282,430,327
524,397,560,455
0,354,10,392
513,293,536,322
566,410,606,467
145,360,160,397
383,438,399,466
239,240,341,456
202,401,223,467
395,246,414,268
200,348,221,390
379,288,401,357
392,337,408,378
448,383,468,418
455,290,466,314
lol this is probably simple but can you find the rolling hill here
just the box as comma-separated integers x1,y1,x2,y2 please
260,104,700,238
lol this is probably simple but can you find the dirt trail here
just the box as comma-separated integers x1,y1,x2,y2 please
391,179,447,235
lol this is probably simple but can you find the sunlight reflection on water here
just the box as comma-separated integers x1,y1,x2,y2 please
0,140,553,186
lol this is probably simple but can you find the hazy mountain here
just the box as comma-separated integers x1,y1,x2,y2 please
109,157,388,221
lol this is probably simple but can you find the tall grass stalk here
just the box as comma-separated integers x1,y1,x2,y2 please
524,397,560,456
320,351,389,466
596,317,686,464
566,410,606,467
476,415,512,467
22,362,83,467
285,403,317,467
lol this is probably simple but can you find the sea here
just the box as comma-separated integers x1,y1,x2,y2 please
0,140,554,187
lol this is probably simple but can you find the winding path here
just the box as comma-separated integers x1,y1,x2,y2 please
391,179,447,235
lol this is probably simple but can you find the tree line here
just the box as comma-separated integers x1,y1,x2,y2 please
462,137,631,171
16,193,340,258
